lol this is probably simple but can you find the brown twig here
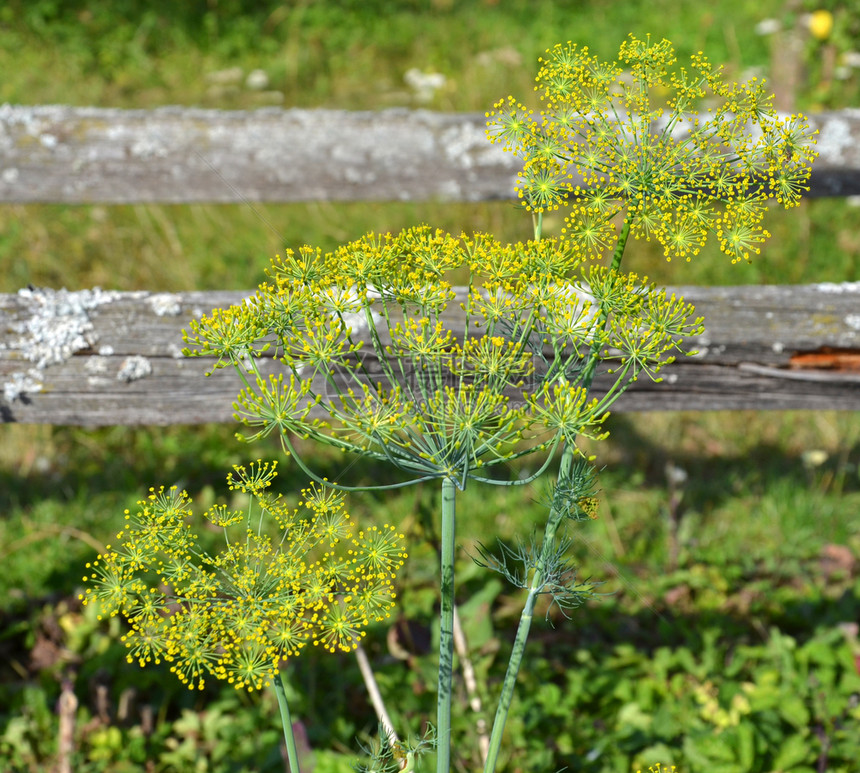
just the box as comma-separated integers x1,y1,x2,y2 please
354,643,399,748
57,679,77,773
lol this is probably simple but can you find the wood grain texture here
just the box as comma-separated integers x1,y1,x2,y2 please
0,105,516,204
2,284,859,425
0,105,856,204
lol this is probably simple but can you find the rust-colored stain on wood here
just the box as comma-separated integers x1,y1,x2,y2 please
790,347,860,371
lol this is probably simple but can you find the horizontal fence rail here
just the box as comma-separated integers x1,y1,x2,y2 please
2,283,860,425
0,105,859,204
1,105,859,424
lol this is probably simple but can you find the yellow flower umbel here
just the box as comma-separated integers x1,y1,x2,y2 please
487,34,818,263
81,461,406,692
184,227,701,490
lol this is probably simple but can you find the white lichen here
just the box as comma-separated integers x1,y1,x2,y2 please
816,117,854,163
117,355,153,383
11,286,125,367
3,286,123,402
130,138,167,158
815,281,860,293
3,370,44,403
84,356,111,375
148,293,182,317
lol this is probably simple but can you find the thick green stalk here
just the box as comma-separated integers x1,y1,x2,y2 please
436,477,457,773
532,211,543,241
482,444,576,773
274,671,301,773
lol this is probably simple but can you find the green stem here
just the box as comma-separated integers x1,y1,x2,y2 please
609,217,631,274
436,477,457,773
532,211,543,241
274,671,301,773
482,444,577,773
580,218,632,391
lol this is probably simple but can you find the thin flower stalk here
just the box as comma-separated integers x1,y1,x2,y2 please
481,448,599,773
437,478,456,773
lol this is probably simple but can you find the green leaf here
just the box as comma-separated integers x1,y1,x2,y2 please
799,636,839,669
684,731,737,765
616,701,653,732
736,721,757,770
772,732,814,769
779,695,811,729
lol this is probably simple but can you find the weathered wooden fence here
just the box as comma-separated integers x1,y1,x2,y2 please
1,105,859,425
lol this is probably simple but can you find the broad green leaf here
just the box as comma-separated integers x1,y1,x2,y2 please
772,732,814,769
779,696,811,729
736,721,756,770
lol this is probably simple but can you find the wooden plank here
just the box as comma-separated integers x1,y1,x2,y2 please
2,284,859,425
0,106,517,204
0,105,857,204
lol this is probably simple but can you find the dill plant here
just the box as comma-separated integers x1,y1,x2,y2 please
84,33,817,773
81,460,406,772
181,34,816,773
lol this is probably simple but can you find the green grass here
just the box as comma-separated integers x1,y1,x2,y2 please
2,413,858,770
2,1,860,771
2,197,858,297
0,0,797,110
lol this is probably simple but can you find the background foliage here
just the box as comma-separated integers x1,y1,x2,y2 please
0,1,859,771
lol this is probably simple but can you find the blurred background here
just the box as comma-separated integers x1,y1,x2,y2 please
1,1,859,771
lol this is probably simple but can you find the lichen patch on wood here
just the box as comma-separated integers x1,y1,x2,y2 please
147,293,183,316
117,355,153,382
1,286,124,401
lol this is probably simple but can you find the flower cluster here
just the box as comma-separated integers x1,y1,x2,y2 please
486,34,818,263
81,461,406,691
183,227,702,489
